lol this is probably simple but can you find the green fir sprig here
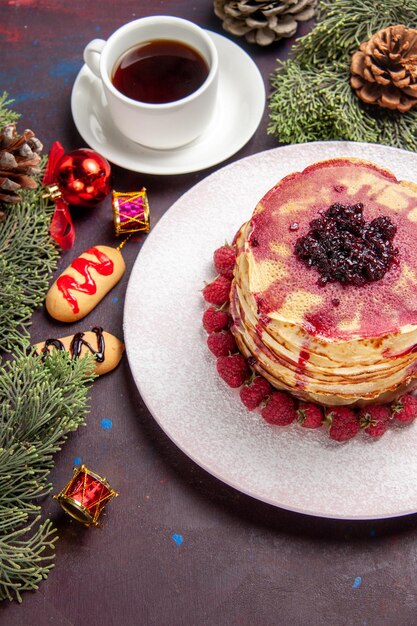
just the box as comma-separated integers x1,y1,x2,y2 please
0,93,59,352
0,96,94,602
268,0,417,149
0,351,95,602
0,92,19,129
0,167,59,353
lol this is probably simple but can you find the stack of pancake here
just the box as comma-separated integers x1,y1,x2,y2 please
230,158,417,405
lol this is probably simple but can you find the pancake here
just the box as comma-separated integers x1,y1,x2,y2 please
230,158,417,406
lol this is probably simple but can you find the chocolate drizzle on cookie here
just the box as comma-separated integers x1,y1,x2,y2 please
43,338,65,352
41,326,105,363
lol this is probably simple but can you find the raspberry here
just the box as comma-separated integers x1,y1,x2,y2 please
240,376,272,410
202,307,230,333
391,394,417,423
359,404,391,437
261,391,296,426
297,402,323,428
216,354,249,388
207,331,237,357
362,420,388,438
202,276,231,306
325,406,360,442
213,244,236,279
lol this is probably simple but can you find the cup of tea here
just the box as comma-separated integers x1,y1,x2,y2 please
83,16,219,150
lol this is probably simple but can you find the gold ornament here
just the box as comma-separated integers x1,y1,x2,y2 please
112,188,150,236
54,464,118,527
350,24,417,113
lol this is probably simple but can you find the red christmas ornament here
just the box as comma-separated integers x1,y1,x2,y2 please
43,142,111,249
55,149,111,206
54,464,118,527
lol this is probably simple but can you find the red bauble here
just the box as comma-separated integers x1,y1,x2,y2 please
55,148,111,207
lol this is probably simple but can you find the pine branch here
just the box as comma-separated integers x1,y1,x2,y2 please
0,159,59,353
296,0,417,64
0,96,97,603
268,0,417,148
0,517,57,603
0,351,95,602
0,93,19,128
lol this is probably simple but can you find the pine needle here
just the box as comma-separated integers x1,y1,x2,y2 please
0,161,59,353
268,0,417,148
0,93,19,128
0,352,95,602
0,96,94,602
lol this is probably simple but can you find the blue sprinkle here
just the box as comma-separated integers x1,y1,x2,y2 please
100,418,113,430
352,576,362,589
111,296,119,303
171,533,183,546
95,25,101,31
73,456,82,466
369,529,376,537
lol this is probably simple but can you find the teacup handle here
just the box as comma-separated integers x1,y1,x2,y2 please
83,39,106,78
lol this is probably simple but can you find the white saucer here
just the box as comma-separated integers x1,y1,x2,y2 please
71,31,266,175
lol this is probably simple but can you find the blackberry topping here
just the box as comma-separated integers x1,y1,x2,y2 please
294,202,398,286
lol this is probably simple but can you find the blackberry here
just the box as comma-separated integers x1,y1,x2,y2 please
294,202,398,286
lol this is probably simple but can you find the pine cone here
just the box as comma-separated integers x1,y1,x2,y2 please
0,124,43,204
350,24,417,113
214,0,318,46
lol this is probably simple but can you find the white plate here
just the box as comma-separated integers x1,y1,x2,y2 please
124,141,417,519
71,31,265,175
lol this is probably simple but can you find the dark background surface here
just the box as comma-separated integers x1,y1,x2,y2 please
1,1,417,625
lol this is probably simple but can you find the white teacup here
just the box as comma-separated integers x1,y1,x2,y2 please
83,16,219,150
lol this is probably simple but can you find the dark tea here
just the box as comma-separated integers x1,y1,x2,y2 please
112,39,209,104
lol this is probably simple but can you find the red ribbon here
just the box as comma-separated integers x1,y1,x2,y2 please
43,141,75,249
